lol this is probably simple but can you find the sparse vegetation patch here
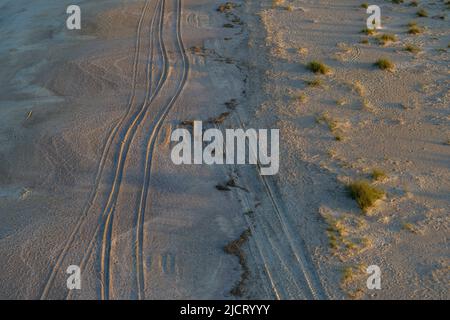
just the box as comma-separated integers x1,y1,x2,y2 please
347,180,385,213
375,58,395,71
307,61,332,75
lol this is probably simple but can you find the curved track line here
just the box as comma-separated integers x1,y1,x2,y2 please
134,0,190,300
99,0,169,300
217,148,281,299
232,112,328,300
40,0,152,300
65,0,165,301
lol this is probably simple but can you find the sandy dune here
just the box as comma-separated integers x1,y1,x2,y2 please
0,0,448,300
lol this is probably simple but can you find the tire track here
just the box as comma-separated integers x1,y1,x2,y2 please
134,0,189,300
230,112,328,300
217,0,328,299
40,0,152,300
99,0,169,300
65,0,165,300
65,0,166,300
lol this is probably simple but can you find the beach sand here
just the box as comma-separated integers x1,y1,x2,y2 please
0,0,448,299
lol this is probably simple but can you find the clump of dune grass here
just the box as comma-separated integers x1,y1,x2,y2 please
417,9,428,17
306,78,323,87
405,44,420,53
297,93,308,103
402,222,419,234
352,81,365,96
361,27,377,35
371,169,387,181
336,98,347,106
307,61,332,74
272,0,284,8
297,47,308,55
347,180,385,213
316,113,335,128
342,266,356,285
340,263,367,299
362,98,374,111
285,4,294,11
316,113,344,141
341,264,366,285
408,23,422,34
378,33,397,45
375,58,395,71
217,3,238,12
323,213,368,256
325,215,349,250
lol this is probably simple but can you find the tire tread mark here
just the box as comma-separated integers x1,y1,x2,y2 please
66,0,164,300
232,112,328,300
134,0,190,300
40,0,152,300
99,0,169,300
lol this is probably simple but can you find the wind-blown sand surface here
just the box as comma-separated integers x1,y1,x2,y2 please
0,0,448,299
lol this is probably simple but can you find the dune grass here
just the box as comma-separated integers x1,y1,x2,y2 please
371,169,387,181
417,9,428,17
375,58,395,71
361,27,377,35
347,180,385,212
407,22,423,34
306,78,323,87
307,61,331,74
378,33,397,45
405,44,420,53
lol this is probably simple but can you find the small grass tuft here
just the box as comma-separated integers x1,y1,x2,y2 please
402,222,419,234
361,27,377,35
371,169,387,181
306,78,323,87
297,93,308,103
405,44,420,53
378,33,397,45
408,24,422,34
347,180,385,213
307,61,332,74
336,98,347,106
375,58,395,71
417,9,428,17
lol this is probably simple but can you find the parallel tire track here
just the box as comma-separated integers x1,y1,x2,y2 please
66,0,164,300
99,0,169,300
40,0,152,300
67,0,165,299
134,0,190,300
64,0,166,301
231,112,328,300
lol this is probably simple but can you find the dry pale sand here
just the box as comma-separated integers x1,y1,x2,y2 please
0,0,448,300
